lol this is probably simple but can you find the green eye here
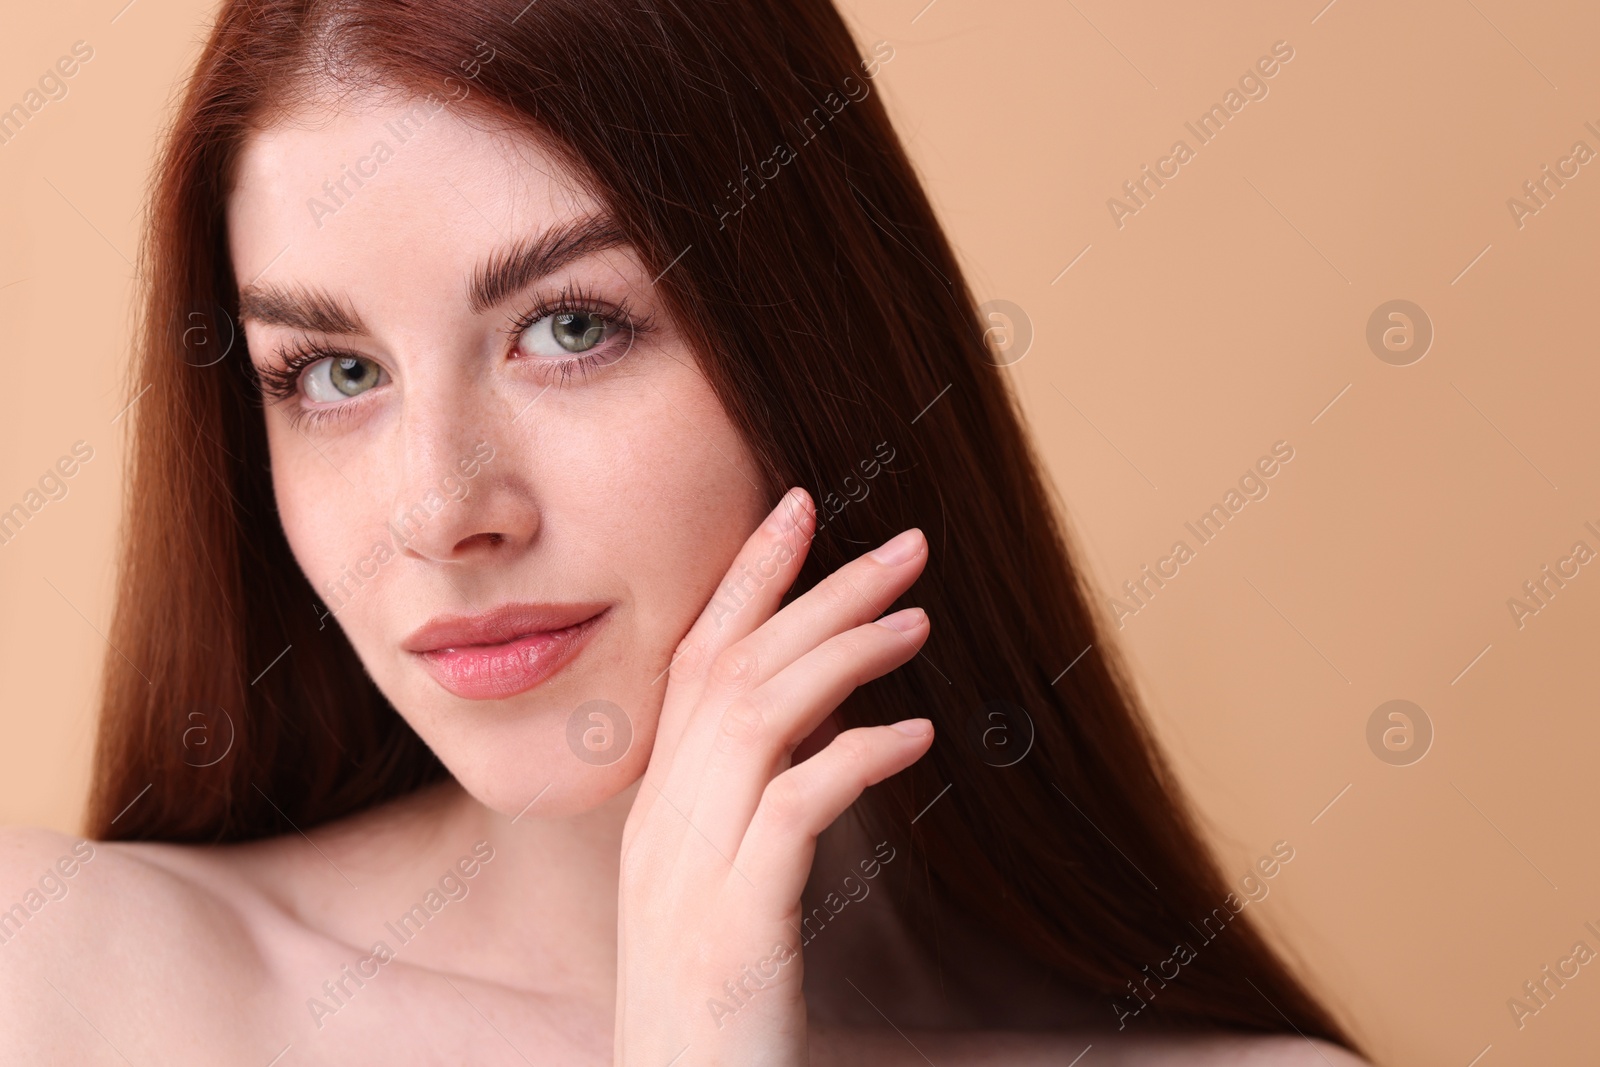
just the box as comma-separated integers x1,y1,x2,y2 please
305,355,385,401
526,311,622,356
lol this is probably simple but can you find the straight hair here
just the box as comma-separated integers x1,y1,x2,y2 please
88,0,1359,1048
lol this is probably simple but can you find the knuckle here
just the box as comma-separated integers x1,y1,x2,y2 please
832,731,875,779
760,774,809,831
707,645,761,693
718,686,789,753
818,574,859,615
717,694,769,747
812,631,875,692
819,631,869,675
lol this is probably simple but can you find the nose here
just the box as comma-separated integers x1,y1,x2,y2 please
387,402,536,564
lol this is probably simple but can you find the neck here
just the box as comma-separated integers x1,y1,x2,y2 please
294,773,639,1005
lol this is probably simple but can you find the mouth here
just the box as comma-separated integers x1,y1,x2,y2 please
404,603,610,701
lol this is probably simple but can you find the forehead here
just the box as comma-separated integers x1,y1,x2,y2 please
226,86,600,306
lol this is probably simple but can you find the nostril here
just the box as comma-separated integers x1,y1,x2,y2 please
446,531,507,556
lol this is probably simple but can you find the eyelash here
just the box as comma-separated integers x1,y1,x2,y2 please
252,282,655,430
503,281,655,387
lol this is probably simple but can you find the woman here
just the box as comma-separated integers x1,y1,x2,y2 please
0,0,1369,1062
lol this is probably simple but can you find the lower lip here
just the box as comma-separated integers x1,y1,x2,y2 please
413,610,607,701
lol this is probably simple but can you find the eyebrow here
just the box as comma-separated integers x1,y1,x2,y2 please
235,212,632,333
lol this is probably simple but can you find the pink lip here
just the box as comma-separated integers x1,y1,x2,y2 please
404,602,609,701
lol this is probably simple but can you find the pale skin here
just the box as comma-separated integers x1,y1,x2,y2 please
0,86,1366,1065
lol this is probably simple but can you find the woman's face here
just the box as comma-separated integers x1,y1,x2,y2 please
226,86,770,817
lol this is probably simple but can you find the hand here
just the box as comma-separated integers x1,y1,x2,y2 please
613,486,934,1067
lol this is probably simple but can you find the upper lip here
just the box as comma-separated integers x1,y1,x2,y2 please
402,602,609,653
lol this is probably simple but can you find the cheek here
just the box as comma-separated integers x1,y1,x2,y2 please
442,368,768,815
553,369,771,643
265,414,379,605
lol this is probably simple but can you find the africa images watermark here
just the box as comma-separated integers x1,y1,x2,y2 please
1504,519,1600,631
1505,119,1600,231
1108,440,1296,628
1112,840,1296,1029
705,440,897,629
0,39,95,149
0,440,95,549
0,840,97,949
305,841,496,1030
706,839,897,1030
814,440,896,534
1507,920,1600,1031
566,698,633,766
713,39,896,229
305,39,499,229
314,440,496,628
1106,39,1296,229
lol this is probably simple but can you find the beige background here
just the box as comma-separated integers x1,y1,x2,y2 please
3,0,1597,1063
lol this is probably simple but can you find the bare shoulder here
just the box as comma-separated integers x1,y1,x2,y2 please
0,826,267,958
812,1026,1371,1067
0,826,272,1061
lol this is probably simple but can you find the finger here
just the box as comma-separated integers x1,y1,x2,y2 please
650,486,817,764
666,525,929,798
730,721,934,915
688,607,929,857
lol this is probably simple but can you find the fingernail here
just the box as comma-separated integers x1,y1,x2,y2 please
875,607,926,632
889,718,931,737
869,528,922,565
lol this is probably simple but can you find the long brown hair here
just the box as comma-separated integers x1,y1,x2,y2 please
90,0,1359,1049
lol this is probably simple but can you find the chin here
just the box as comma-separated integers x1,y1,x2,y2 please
456,738,653,821
355,607,665,819
399,681,660,821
